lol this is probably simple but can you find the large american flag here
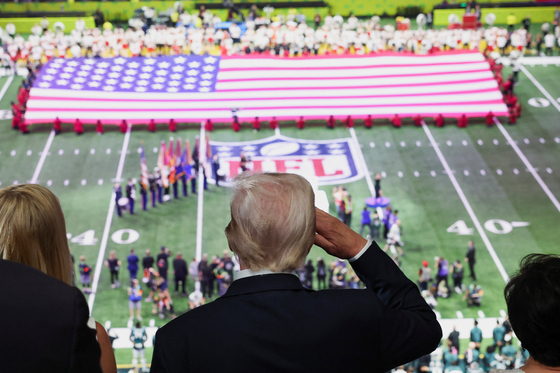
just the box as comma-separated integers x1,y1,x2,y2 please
25,51,508,124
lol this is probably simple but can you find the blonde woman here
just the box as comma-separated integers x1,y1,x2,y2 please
0,184,117,373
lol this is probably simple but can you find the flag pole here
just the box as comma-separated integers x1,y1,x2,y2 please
195,121,206,293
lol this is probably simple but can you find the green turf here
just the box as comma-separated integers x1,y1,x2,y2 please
2,62,560,366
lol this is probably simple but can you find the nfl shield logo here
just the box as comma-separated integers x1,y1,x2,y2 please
210,135,363,185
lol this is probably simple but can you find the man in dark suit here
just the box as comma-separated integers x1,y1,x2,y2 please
173,253,188,295
151,173,441,373
0,260,102,373
126,178,135,215
465,240,477,280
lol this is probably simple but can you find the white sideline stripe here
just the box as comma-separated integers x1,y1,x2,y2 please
31,130,55,183
519,65,560,113
0,75,14,104
195,122,206,292
422,122,509,283
275,125,280,136
495,118,560,214
349,127,375,197
88,125,131,313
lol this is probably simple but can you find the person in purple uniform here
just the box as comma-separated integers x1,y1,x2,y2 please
127,249,139,280
360,206,373,238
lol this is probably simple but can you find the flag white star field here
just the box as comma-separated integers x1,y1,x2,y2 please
25,51,508,124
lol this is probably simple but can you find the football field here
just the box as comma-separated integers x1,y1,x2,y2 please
1,62,560,366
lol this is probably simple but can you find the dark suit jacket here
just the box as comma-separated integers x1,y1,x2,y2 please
0,260,102,373
173,258,188,278
151,242,442,373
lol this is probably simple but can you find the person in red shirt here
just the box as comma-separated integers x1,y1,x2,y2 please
205,119,213,132
345,116,353,128
232,116,240,132
120,120,128,133
252,117,260,131
11,111,20,130
74,118,83,135
507,94,518,107
169,119,177,132
269,117,278,130
457,114,468,128
435,114,444,127
54,117,62,134
365,115,373,129
96,120,104,135
326,115,335,129
391,114,401,128
297,116,305,130
508,109,517,124
19,118,29,134
148,119,156,132
485,111,494,127
513,102,522,117
413,114,423,127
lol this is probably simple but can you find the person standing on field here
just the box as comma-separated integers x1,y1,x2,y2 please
465,240,476,281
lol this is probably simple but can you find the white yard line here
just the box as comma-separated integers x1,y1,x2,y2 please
88,125,131,313
0,75,14,102
519,65,560,112
30,130,55,183
275,126,281,136
349,127,375,197
422,122,509,283
495,118,560,214
195,122,206,292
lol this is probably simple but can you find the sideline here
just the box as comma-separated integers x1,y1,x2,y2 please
519,65,560,112
30,129,55,183
0,75,14,103
194,122,206,292
88,124,132,313
422,121,509,283
494,118,560,214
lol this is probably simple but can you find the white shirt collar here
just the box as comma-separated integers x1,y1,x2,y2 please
235,268,296,281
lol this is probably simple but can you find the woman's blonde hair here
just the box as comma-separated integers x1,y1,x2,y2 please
225,173,316,272
0,184,73,285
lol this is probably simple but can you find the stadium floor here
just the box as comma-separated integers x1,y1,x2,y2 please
1,62,559,366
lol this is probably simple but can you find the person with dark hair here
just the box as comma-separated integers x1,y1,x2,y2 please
493,320,506,353
470,320,482,349
316,257,327,289
451,260,464,294
173,253,188,296
304,259,315,289
499,253,560,372
448,326,460,353
127,249,139,280
105,250,121,289
465,240,476,280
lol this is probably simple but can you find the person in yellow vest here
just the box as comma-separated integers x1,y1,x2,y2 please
507,13,517,32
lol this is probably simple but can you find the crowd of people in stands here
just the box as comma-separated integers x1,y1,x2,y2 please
0,5,559,67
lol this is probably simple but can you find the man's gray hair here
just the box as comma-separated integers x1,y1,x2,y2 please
225,173,316,272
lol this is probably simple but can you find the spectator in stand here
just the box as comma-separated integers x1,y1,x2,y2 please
493,320,506,353
127,278,143,320
0,184,116,373
173,252,188,296
316,257,327,289
127,249,139,280
105,250,121,288
470,320,483,349
448,326,460,353
151,173,442,372
498,254,560,373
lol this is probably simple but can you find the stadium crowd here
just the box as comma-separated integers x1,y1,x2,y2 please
1,6,559,67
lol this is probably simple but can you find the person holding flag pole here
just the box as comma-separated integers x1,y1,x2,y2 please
183,140,193,197
157,140,170,202
139,141,149,211
175,138,185,198
168,137,178,199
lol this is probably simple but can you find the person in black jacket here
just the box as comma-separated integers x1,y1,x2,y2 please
465,240,477,280
173,252,188,295
151,173,441,373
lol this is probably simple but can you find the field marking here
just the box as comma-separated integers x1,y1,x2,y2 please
30,130,55,183
0,75,15,103
349,127,375,196
275,125,281,136
88,125,131,313
519,65,560,113
194,122,206,292
422,121,509,283
494,118,560,214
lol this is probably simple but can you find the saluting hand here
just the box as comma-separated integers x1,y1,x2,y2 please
314,207,367,260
